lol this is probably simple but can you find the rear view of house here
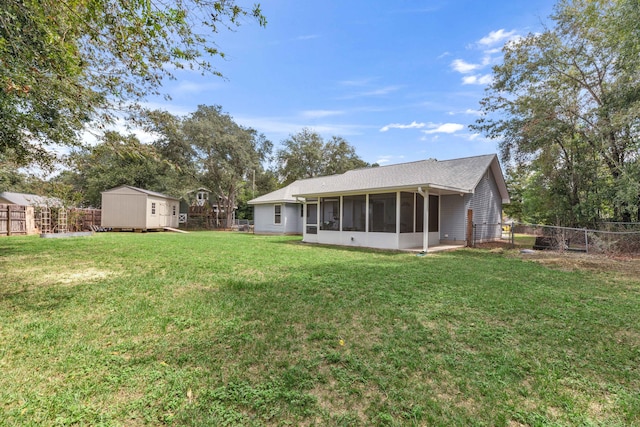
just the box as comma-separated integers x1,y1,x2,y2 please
101,185,179,231
249,154,510,251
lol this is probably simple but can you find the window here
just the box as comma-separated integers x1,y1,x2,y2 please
151,202,156,215
369,193,396,233
196,191,207,206
416,194,424,232
320,197,340,230
172,205,176,216
342,195,366,231
274,204,282,224
400,192,414,233
429,195,439,232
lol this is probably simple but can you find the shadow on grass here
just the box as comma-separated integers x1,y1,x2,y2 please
272,238,426,257
1,286,75,313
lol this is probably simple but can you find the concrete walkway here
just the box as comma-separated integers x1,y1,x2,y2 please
405,244,466,254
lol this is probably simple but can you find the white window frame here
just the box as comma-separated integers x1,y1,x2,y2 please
274,204,282,225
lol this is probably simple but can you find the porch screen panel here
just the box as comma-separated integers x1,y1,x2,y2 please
342,195,366,231
369,193,396,233
320,197,340,230
429,195,439,232
400,192,414,233
415,194,424,232
307,201,318,234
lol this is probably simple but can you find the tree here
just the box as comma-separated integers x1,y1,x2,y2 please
63,131,183,207
473,0,640,226
1,0,266,168
182,105,272,227
276,128,373,185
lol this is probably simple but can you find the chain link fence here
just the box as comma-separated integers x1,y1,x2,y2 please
510,222,640,255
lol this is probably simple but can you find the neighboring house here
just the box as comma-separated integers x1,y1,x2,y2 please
179,187,236,228
101,185,179,230
248,154,509,251
0,191,62,207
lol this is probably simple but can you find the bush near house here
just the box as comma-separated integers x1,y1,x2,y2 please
1,233,638,425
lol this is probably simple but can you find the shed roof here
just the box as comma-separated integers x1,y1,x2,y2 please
101,185,180,201
249,154,509,204
0,192,63,207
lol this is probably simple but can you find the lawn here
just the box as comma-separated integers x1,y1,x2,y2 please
1,232,639,426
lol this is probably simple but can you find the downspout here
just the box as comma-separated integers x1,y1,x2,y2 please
418,187,428,253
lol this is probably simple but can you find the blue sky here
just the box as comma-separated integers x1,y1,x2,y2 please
141,0,557,166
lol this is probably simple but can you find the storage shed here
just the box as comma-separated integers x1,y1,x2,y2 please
101,185,179,231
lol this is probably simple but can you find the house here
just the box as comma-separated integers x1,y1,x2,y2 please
0,191,63,207
248,154,509,251
101,185,179,231
179,187,236,228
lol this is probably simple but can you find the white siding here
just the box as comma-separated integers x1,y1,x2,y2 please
283,203,304,234
253,203,303,234
467,171,502,242
101,193,146,228
440,194,466,243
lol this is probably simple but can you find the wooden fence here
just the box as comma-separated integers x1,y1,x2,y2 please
0,206,102,236
0,204,27,236
69,208,102,232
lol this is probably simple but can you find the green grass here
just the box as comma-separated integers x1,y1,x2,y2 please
1,232,639,426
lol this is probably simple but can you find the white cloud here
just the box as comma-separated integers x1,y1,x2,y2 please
448,109,483,116
173,80,223,94
297,34,320,41
375,155,405,165
477,29,518,47
338,77,379,87
339,85,403,100
380,121,426,132
451,59,481,74
422,123,465,135
461,74,493,85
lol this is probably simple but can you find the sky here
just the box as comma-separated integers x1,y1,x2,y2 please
137,0,558,167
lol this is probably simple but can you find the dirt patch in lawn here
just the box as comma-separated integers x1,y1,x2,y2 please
472,242,640,279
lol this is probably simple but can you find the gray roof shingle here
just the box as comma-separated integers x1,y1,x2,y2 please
249,154,509,204
0,192,63,207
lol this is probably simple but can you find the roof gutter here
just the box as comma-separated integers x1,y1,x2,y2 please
292,184,472,199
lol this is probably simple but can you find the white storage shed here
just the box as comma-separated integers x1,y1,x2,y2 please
101,185,179,231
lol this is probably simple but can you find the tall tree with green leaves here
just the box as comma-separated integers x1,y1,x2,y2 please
0,0,265,168
62,131,183,207
276,128,374,185
183,105,272,227
473,0,640,226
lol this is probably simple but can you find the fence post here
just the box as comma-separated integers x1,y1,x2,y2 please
584,228,588,254
7,205,11,236
473,223,477,247
466,209,473,247
511,222,515,247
